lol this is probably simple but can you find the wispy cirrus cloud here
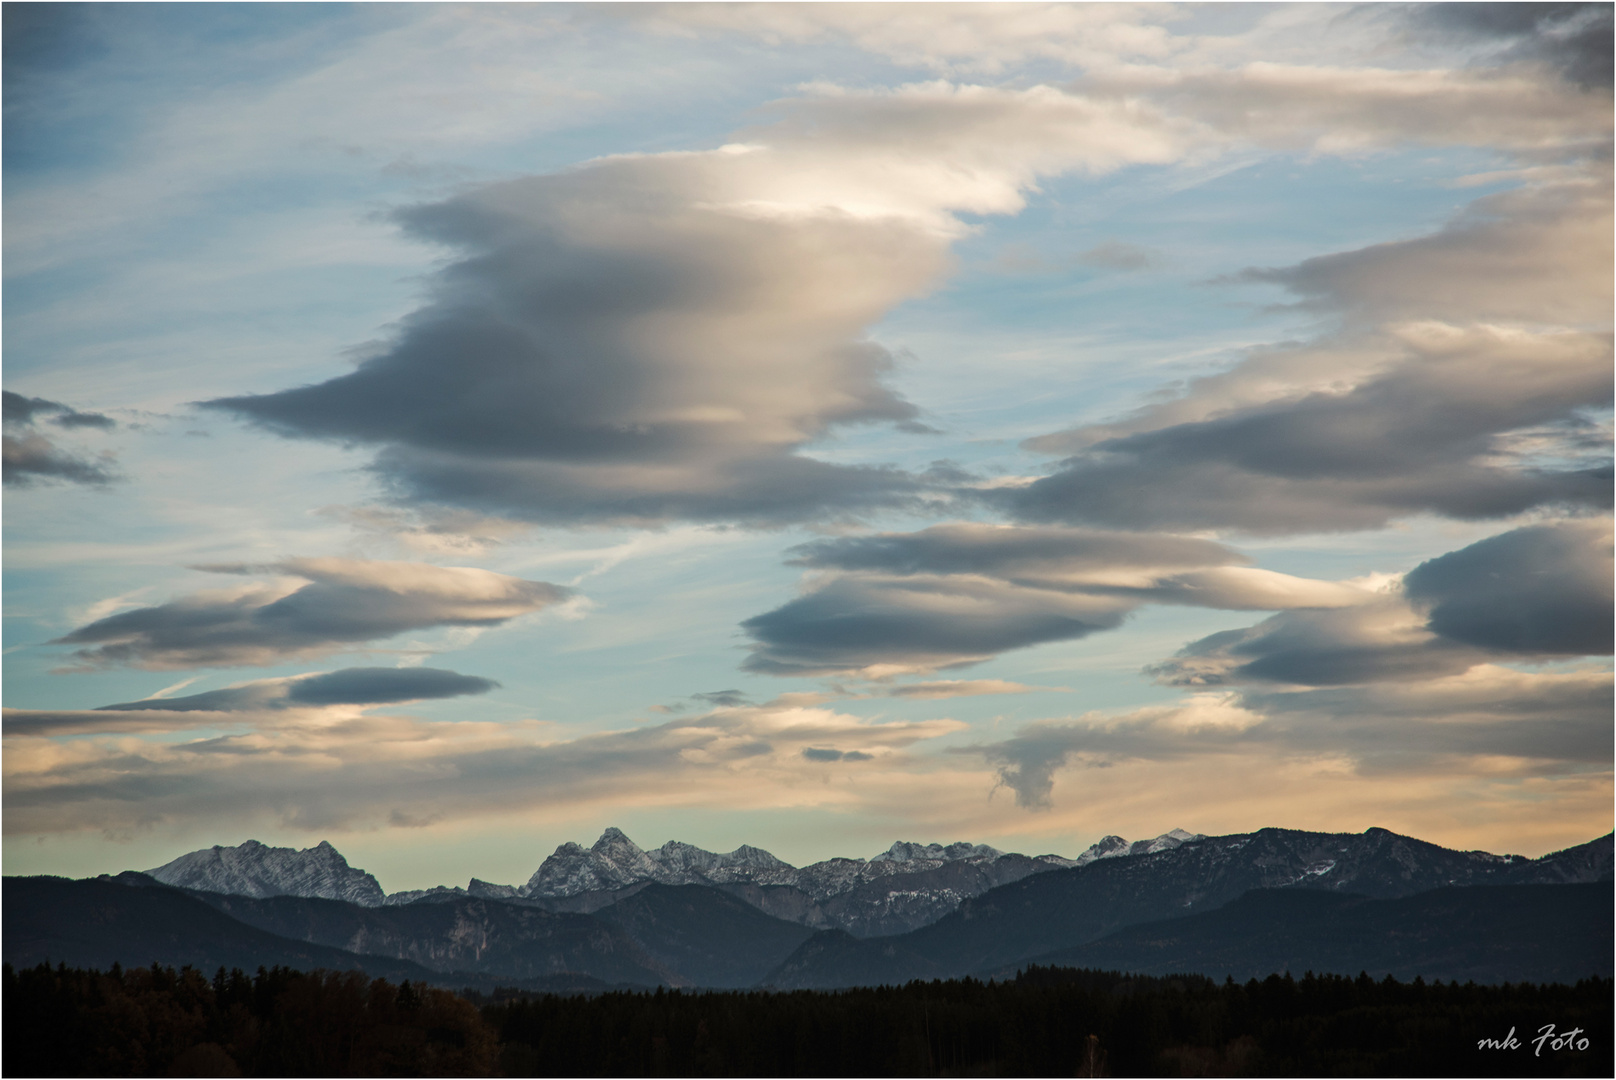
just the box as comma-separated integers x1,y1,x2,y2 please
1,694,965,838
961,663,1613,811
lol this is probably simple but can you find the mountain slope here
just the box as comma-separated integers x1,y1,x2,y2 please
1025,883,1614,985
173,885,672,986
767,827,1615,986
591,883,816,987
4,875,434,981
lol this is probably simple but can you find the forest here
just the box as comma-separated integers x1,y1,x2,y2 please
5,960,1610,1077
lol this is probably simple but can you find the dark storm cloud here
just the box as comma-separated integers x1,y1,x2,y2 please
93,667,500,714
1403,518,1613,654
743,523,1366,676
52,558,570,669
1150,520,1613,689
1407,2,1614,90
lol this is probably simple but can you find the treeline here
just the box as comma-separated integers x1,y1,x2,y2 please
3,962,495,1077
5,961,1611,1077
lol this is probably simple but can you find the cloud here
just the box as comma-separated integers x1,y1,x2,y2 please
998,71,1610,535
1151,519,1613,689
50,558,571,670
1403,517,1613,654
2,390,119,487
3,391,115,430
1,696,964,838
316,505,535,557
1105,56,1613,159
4,667,501,737
202,82,1196,526
1233,179,1611,327
965,519,1614,810
2,432,118,488
1074,240,1160,271
1009,324,1611,535
1404,2,1614,90
881,679,1053,700
609,3,1183,75
964,662,1614,809
124,667,499,710
743,523,1374,677
802,747,874,762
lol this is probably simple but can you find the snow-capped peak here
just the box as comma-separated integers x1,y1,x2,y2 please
146,838,386,906
871,841,1003,864
1073,829,1205,865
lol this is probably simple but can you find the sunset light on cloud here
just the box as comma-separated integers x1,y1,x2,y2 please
4,2,1610,893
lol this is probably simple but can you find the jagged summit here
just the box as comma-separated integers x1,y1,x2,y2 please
872,841,1003,863
146,838,385,906
1074,828,1205,866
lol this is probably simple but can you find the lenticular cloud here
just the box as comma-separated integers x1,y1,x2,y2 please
205,83,1195,526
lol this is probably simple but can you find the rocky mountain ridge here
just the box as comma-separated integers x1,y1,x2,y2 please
27,826,1608,993
764,827,1615,987
143,826,1203,937
145,839,385,907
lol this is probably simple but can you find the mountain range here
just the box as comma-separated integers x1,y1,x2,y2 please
144,826,1201,937
7,826,1608,992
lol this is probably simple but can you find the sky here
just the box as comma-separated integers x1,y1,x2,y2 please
3,2,1611,894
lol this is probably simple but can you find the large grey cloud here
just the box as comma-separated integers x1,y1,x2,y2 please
1403,518,1613,654
742,523,1371,677
198,83,1197,526
1151,519,1612,689
51,558,570,670
1006,173,1613,534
